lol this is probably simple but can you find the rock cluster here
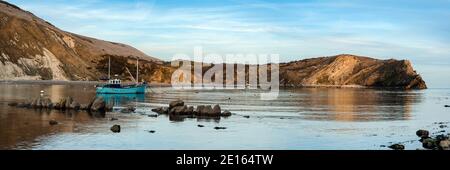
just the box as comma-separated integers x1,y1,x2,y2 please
416,129,450,150
9,96,112,113
151,99,232,117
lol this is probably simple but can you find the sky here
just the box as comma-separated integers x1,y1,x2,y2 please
6,0,450,88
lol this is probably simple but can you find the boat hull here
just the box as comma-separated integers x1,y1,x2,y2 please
96,85,147,94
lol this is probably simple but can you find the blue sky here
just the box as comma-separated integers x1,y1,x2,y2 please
7,0,450,87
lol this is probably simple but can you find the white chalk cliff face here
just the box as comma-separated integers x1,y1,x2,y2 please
0,1,159,81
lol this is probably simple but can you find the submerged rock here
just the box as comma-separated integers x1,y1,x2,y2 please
388,144,405,150
197,124,205,127
221,110,232,117
110,125,121,133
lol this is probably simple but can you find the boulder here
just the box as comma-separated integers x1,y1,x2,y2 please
110,125,121,133
90,97,106,112
438,140,450,150
212,105,221,115
70,101,81,110
416,130,429,138
388,144,405,150
221,110,232,117
151,107,168,114
422,138,437,149
186,106,194,115
49,120,58,125
169,105,187,115
445,105,450,107
195,105,205,115
197,124,205,127
169,99,184,109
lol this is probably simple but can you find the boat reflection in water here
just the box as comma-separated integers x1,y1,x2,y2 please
96,93,145,107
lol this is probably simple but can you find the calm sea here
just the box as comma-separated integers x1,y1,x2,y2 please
0,83,449,150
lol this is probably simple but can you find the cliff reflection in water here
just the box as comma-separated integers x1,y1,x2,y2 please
96,93,145,107
291,88,424,122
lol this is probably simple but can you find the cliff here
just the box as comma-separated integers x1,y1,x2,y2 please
0,1,427,89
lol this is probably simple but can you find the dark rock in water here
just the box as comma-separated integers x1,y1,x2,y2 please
243,115,250,118
445,105,450,107
121,106,136,113
212,105,221,115
110,118,118,121
197,124,205,127
148,114,158,118
186,106,194,115
169,105,187,115
214,126,227,130
53,102,61,110
70,101,81,110
8,102,18,107
169,99,184,109
438,140,450,150
416,130,429,138
380,145,386,147
90,97,106,112
147,130,156,133
221,110,232,117
49,120,58,125
17,102,31,108
195,105,205,115
435,134,448,141
439,125,448,129
110,125,121,133
422,138,437,149
80,104,89,110
151,107,168,114
388,144,405,150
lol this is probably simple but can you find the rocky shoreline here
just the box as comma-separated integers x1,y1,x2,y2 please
8,95,112,114
388,122,450,150
151,99,232,117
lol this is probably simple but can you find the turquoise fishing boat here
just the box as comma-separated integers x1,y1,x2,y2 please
96,56,148,94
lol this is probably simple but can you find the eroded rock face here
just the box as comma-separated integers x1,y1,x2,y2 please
279,55,427,89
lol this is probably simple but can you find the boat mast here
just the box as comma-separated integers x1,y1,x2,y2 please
136,57,139,83
108,56,111,80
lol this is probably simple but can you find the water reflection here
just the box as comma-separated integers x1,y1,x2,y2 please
290,88,424,121
0,83,429,150
96,93,145,106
